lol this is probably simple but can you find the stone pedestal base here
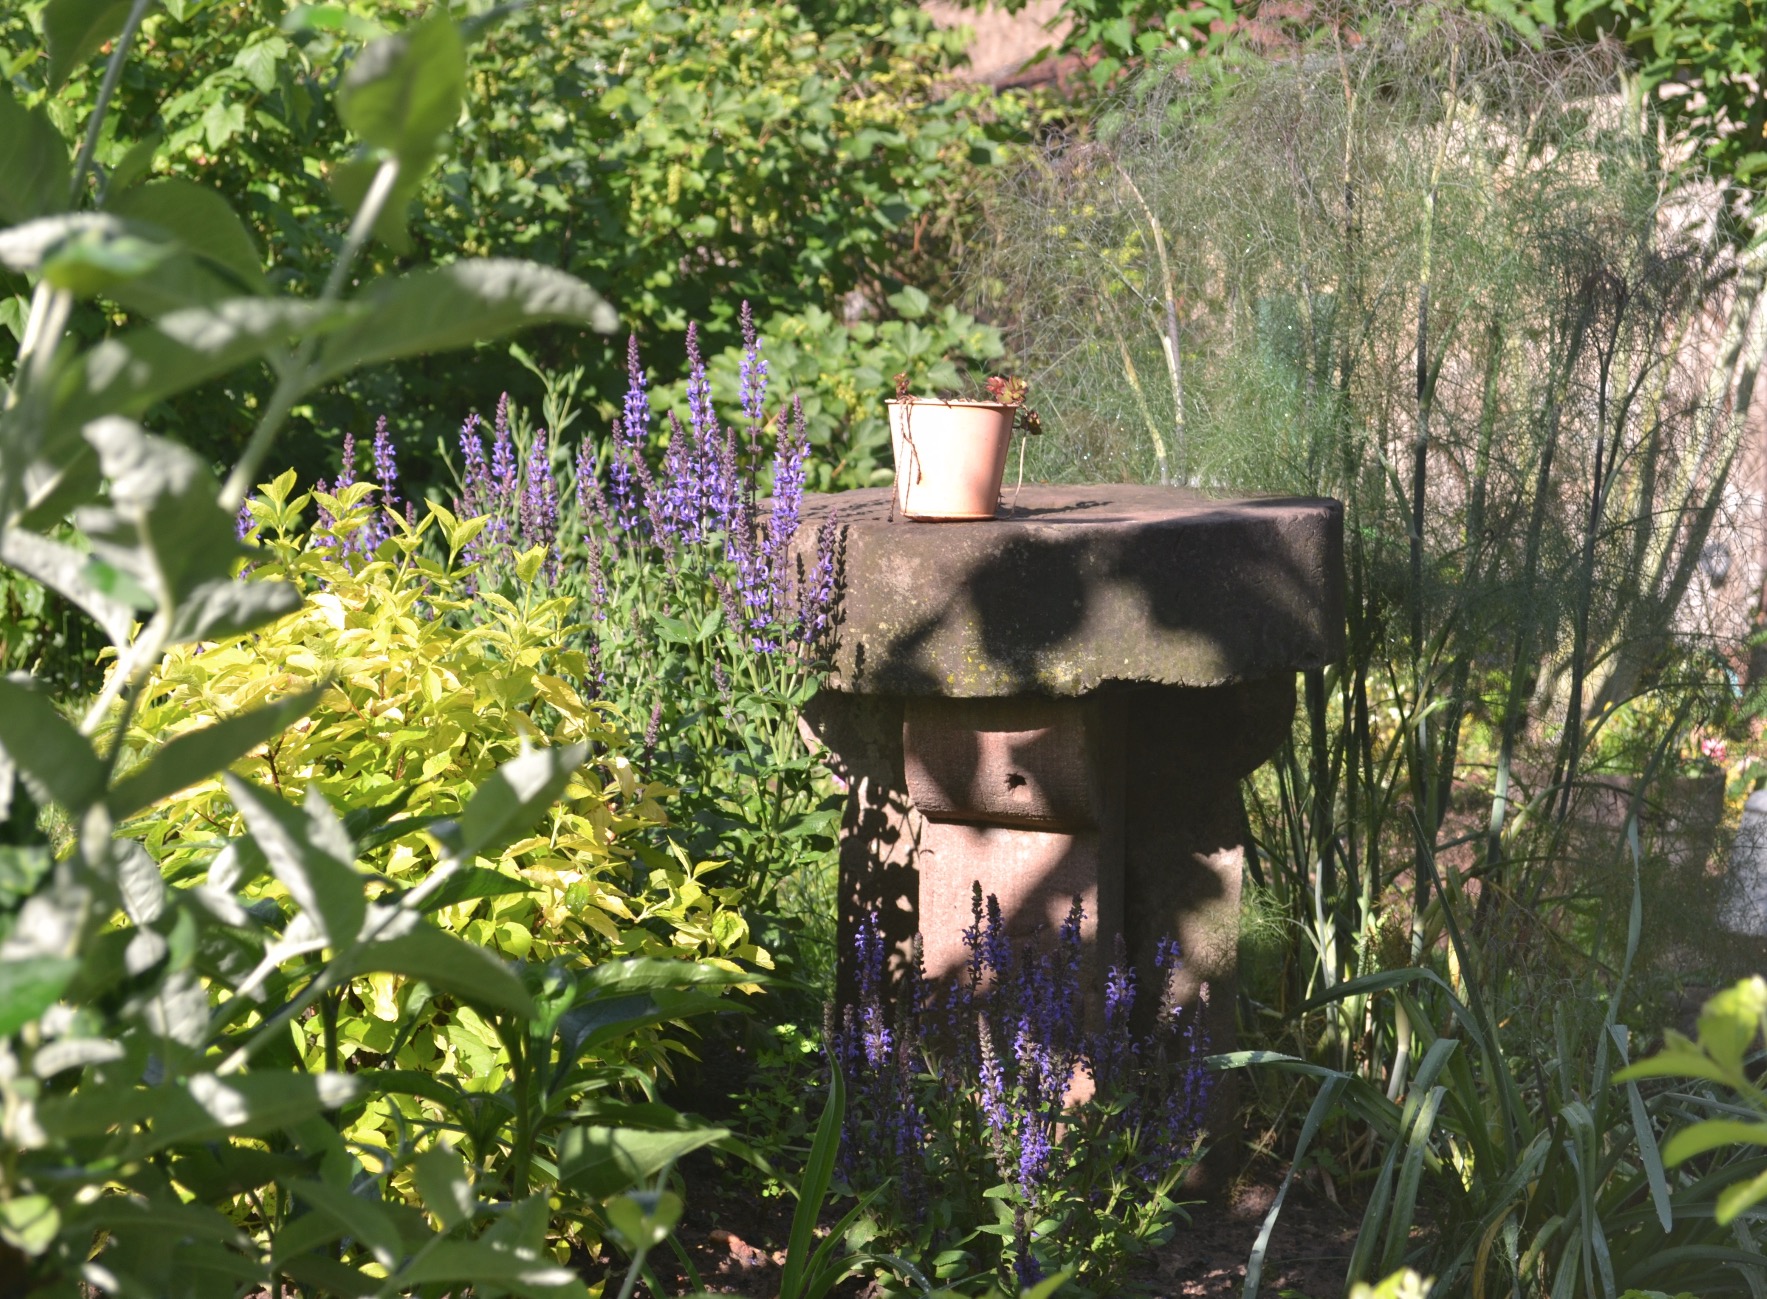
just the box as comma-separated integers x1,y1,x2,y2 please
808,675,1296,1055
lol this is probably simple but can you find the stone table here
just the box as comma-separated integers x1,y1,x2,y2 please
796,484,1345,1056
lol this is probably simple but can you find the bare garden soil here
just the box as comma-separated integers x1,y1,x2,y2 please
622,1150,1358,1299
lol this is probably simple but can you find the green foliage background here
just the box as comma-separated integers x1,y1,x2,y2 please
0,0,1028,491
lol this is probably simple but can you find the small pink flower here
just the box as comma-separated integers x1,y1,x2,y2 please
1700,736,1729,765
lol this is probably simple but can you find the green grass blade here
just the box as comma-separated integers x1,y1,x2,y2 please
1379,1084,1445,1278
665,1230,705,1294
779,1054,845,1299
802,1182,891,1298
1244,1073,1346,1299
1346,1137,1401,1287
1608,1024,1672,1233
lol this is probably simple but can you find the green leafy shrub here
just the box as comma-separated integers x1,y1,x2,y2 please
125,470,769,1092
0,0,1027,486
0,4,750,1291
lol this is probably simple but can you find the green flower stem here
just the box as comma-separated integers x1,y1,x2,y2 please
219,155,401,511
613,1247,648,1299
68,0,157,207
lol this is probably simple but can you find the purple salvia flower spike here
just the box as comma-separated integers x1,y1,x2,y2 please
336,432,356,491
368,415,398,549
661,411,697,545
458,413,488,515
684,321,717,529
737,299,768,457
576,439,609,525
623,333,652,446
372,415,397,497
490,398,518,557
492,402,517,504
607,335,651,536
766,400,806,583
522,428,559,571
607,416,639,534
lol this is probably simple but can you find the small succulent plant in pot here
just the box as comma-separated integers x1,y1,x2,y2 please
888,371,1042,521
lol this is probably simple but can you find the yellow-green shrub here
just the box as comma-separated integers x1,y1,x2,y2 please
118,469,768,1117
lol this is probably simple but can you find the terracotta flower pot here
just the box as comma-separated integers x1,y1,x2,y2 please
887,398,1016,521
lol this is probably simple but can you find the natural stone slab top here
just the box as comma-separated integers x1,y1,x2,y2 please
795,485,1344,697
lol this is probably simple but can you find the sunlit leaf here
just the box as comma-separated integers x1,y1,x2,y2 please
78,418,242,612
0,675,104,813
352,925,533,1016
224,776,366,947
310,261,616,385
447,742,587,863
337,16,465,159
109,686,325,820
1661,1119,1767,1167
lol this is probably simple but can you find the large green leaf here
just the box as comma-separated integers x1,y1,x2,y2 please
0,1194,60,1258
1697,978,1767,1074
107,178,266,290
352,925,534,1017
396,1239,587,1297
327,149,432,254
140,1072,362,1153
115,838,165,925
165,575,302,645
80,418,243,613
0,91,71,223
554,1125,729,1199
0,529,135,647
62,298,352,427
0,958,81,1038
0,214,173,294
780,1058,845,1299
0,675,104,813
396,864,534,911
445,742,587,863
411,1143,474,1232
577,956,754,994
285,1179,402,1271
42,0,132,89
557,989,732,1063
337,16,466,160
1662,1119,1767,1167
224,776,366,948
310,261,616,386
36,1071,360,1148
109,686,326,820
